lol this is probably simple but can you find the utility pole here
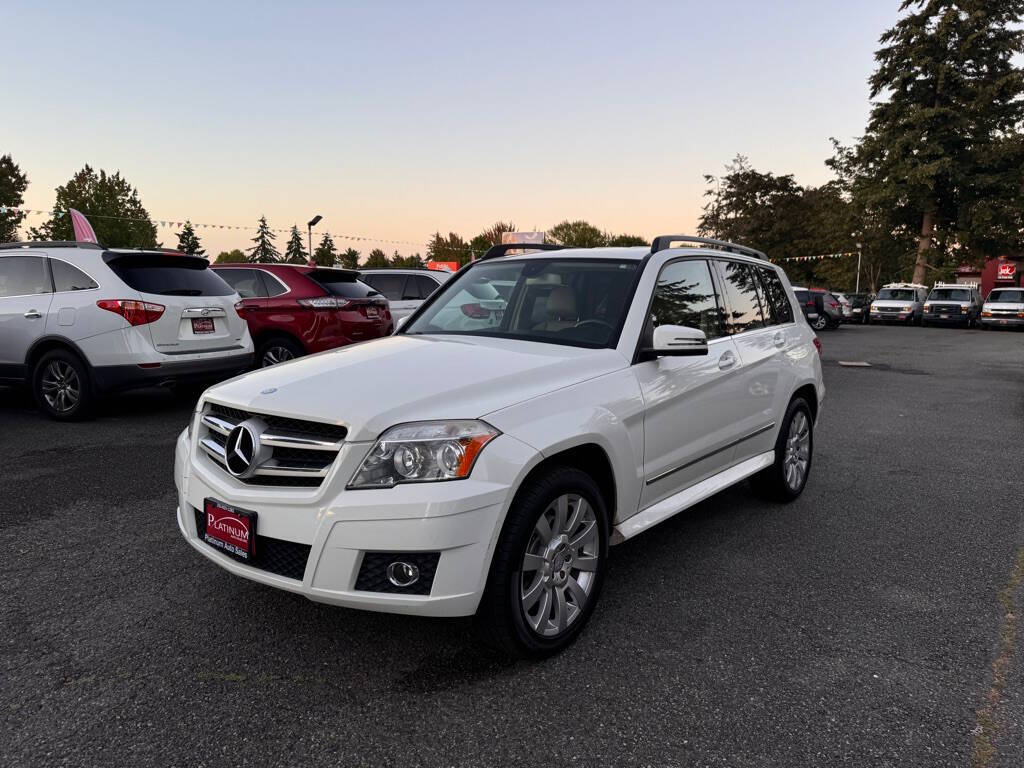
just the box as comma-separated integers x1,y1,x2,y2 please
307,215,322,261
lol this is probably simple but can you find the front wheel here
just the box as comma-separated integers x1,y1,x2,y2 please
475,467,608,658
750,397,814,502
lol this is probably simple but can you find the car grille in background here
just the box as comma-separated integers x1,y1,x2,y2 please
198,402,346,488
193,508,310,580
877,306,901,313
930,304,961,313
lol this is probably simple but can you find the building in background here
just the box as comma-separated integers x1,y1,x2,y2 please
956,256,1022,296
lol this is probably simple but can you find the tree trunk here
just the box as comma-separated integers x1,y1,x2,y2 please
912,209,935,285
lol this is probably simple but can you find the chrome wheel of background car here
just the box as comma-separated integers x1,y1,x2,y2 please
261,345,294,367
41,360,81,413
811,317,828,331
784,411,811,491
519,493,599,638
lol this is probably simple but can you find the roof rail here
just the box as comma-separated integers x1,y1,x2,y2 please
0,241,103,251
650,235,767,261
883,282,928,290
933,281,977,289
479,243,564,261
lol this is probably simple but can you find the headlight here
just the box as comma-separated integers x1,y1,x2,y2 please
923,304,931,311
870,304,878,311
348,420,500,488
901,305,913,312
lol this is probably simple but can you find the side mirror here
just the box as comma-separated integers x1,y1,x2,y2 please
395,315,410,332
644,325,708,357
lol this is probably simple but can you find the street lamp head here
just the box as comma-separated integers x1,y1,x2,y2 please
308,215,323,228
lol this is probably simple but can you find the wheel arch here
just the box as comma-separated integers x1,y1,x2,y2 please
26,335,91,374
791,382,819,423
253,329,307,354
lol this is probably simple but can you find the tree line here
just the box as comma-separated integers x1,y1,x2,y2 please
2,2,1022,287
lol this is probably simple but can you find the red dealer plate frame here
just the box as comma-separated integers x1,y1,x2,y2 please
203,498,257,562
192,317,216,334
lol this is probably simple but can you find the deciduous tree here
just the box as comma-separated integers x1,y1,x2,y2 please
339,247,360,269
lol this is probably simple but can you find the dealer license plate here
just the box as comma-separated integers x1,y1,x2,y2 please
203,498,256,561
192,317,216,334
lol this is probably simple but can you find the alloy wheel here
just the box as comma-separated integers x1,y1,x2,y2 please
41,360,81,414
519,493,600,638
784,411,811,491
261,345,294,367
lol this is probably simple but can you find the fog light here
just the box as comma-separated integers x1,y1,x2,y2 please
386,561,420,588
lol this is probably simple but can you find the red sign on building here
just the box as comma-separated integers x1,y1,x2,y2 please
997,261,1016,281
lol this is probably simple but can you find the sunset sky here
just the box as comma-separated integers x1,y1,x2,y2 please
6,0,899,257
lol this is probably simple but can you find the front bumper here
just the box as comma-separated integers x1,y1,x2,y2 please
94,351,254,393
870,311,913,323
174,426,538,617
923,312,970,325
980,316,1024,327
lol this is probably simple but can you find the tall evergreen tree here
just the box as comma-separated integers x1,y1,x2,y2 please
850,0,1024,283
284,225,308,264
313,232,337,266
0,154,29,242
339,247,360,269
247,216,280,263
176,220,205,256
28,165,157,247
364,248,391,268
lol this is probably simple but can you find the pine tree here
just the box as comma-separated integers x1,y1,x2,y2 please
284,225,308,264
313,232,337,266
28,165,157,247
364,248,391,268
339,247,360,269
851,0,1024,283
0,154,29,242
247,216,280,263
176,221,205,256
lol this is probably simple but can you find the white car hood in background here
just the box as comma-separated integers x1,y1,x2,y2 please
984,302,1024,310
204,335,628,442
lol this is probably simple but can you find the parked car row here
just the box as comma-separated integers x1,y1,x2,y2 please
0,241,456,419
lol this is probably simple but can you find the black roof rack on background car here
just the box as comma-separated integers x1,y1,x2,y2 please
649,235,767,261
0,241,104,251
479,243,565,261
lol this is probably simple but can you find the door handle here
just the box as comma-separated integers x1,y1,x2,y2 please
773,331,786,348
718,350,738,371
23,310,42,319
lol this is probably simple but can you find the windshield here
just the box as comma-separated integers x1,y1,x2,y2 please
404,258,640,348
988,289,1024,303
929,289,970,301
876,288,916,301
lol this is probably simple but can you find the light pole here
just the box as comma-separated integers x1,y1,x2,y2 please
855,243,863,294
307,215,322,261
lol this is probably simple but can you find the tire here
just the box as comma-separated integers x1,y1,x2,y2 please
810,316,828,331
475,466,609,659
32,349,94,421
256,336,304,368
750,396,814,502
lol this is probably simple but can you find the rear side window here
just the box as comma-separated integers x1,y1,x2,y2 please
309,272,379,298
50,259,99,292
261,272,288,297
0,256,51,297
758,268,794,324
416,275,442,298
716,261,767,333
214,268,266,298
363,273,405,300
108,254,233,296
650,259,723,339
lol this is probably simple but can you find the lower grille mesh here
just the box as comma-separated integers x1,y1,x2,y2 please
194,508,310,581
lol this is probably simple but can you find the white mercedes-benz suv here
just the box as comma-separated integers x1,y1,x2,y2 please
174,236,824,657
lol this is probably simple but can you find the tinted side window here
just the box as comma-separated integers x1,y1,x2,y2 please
650,259,723,339
0,256,51,297
260,271,288,297
214,268,266,298
366,273,406,300
402,275,426,300
318,279,378,299
50,259,99,292
717,261,767,333
759,268,794,324
416,275,441,299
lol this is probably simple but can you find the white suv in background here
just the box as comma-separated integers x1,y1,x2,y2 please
174,236,824,657
0,242,253,419
358,268,451,321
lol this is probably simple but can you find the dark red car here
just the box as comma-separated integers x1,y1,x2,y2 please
211,263,392,367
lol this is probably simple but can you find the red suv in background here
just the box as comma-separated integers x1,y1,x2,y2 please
211,264,392,367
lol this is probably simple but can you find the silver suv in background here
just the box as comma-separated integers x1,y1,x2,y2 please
869,283,929,325
981,287,1024,329
0,242,253,419
358,269,452,321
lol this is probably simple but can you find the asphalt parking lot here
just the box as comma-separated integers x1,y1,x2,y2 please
2,325,1022,767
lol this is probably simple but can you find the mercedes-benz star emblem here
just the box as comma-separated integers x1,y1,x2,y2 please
225,423,259,477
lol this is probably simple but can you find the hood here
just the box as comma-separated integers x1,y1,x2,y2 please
984,301,1024,310
204,335,628,442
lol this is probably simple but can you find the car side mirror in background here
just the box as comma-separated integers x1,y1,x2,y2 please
644,325,708,357
395,316,410,332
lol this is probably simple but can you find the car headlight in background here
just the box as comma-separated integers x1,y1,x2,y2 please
901,305,913,312
923,303,931,311
349,420,500,488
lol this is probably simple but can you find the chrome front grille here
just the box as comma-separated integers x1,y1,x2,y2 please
198,402,346,488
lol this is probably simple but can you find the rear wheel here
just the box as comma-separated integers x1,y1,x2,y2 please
750,396,814,502
475,466,608,658
257,336,303,367
810,315,828,331
33,350,93,421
